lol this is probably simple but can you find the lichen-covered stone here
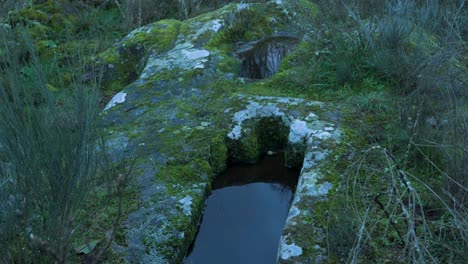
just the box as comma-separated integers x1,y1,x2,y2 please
101,1,340,263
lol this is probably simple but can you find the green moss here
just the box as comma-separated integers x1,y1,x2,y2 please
164,189,206,263
256,117,289,152
207,4,282,49
4,0,128,94
98,50,140,92
298,0,320,19
123,19,182,53
277,41,316,71
149,153,219,262
99,47,119,64
159,160,213,188
297,125,373,261
208,79,243,98
227,130,260,163
215,54,241,75
285,143,306,168
208,135,228,174
182,67,205,83
150,20,182,52
229,39,364,103
150,68,182,82
147,130,228,262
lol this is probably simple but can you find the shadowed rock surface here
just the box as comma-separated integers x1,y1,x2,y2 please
239,35,299,79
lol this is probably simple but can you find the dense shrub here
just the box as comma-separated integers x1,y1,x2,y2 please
0,30,102,263
0,0,28,21
359,0,466,200
304,0,468,262
118,0,268,30
119,0,213,29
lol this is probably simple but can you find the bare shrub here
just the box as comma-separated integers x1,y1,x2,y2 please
345,147,467,263
116,0,268,30
117,0,178,29
0,0,28,22
321,0,466,262
117,0,205,29
0,29,101,263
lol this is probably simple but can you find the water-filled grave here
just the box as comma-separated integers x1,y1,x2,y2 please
184,154,300,264
238,34,299,79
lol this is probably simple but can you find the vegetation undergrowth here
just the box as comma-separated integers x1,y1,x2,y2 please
284,0,467,262
0,20,137,264
221,0,465,262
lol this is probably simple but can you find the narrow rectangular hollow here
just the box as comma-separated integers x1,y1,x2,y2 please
183,153,300,264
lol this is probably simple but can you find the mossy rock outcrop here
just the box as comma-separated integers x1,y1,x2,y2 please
101,1,341,263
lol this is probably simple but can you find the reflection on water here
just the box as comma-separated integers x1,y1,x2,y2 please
184,154,299,264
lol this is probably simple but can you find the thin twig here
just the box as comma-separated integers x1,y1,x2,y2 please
373,193,405,243
92,174,124,263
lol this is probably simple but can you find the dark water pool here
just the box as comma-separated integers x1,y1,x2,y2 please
183,154,299,264
239,36,299,79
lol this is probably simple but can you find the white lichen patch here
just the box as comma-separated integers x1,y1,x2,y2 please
104,92,127,111
278,112,339,263
288,206,300,219
313,131,332,139
237,3,251,10
274,0,284,6
182,19,224,44
227,97,329,143
305,181,333,196
305,112,317,121
182,49,210,60
305,101,323,107
226,95,320,140
278,238,303,260
301,151,327,170
140,42,211,78
105,132,129,153
178,195,193,216
289,119,311,143
247,95,308,105
211,19,223,32
227,99,287,139
195,121,211,130
228,126,242,140
296,169,333,198
297,170,318,189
